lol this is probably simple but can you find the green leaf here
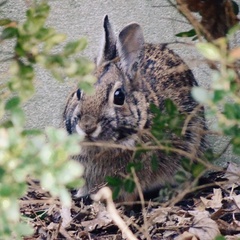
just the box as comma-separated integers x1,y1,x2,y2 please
174,170,188,183
15,222,34,236
191,87,210,104
112,186,121,200
124,178,135,193
0,167,5,181
22,129,42,136
11,108,25,127
150,103,159,115
1,27,18,39
227,23,240,36
214,236,226,240
5,97,21,110
175,29,196,38
165,99,177,114
232,137,240,155
0,19,12,26
192,163,205,178
223,125,240,136
4,198,19,221
106,176,122,187
196,43,222,61
58,161,83,183
213,90,225,102
181,158,191,172
64,38,87,56
126,162,143,173
59,187,72,207
224,103,240,120
0,184,13,196
78,81,94,94
44,33,66,51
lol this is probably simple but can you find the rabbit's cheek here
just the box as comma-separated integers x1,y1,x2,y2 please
117,103,131,116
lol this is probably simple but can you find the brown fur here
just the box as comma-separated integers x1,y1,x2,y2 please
63,16,207,201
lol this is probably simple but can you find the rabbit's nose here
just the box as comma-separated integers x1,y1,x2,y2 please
80,115,97,135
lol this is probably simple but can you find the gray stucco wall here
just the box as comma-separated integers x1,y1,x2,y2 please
1,0,240,164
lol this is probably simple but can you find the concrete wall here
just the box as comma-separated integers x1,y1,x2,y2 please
1,0,240,164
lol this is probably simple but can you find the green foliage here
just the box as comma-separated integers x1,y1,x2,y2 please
175,28,196,38
151,99,185,148
157,184,175,202
193,33,240,156
214,236,226,240
0,1,94,238
106,165,137,200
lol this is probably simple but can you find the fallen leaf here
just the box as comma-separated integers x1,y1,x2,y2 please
175,231,198,240
225,235,240,240
82,209,112,232
216,218,240,235
224,162,240,188
47,222,58,230
188,211,220,240
200,188,222,209
151,208,169,224
232,194,240,209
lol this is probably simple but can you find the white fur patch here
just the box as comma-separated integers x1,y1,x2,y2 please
76,125,86,137
91,124,102,138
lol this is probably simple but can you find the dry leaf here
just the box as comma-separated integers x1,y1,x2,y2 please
47,222,58,230
224,162,240,188
200,188,222,209
151,208,169,224
232,194,240,209
225,235,240,240
175,231,198,240
81,209,112,231
188,211,220,240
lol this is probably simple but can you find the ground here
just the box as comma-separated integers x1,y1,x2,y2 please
21,162,240,240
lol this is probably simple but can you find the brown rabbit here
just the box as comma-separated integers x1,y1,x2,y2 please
63,15,206,201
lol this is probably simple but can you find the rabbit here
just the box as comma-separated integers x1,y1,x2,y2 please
63,15,207,202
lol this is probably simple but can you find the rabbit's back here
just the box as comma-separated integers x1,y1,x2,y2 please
142,43,198,108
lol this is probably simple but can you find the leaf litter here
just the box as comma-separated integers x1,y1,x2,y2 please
21,162,240,239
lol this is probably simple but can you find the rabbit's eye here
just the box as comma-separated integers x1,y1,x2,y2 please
114,88,125,105
76,89,81,100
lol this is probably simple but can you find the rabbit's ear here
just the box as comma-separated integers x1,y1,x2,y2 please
97,15,117,66
117,23,144,81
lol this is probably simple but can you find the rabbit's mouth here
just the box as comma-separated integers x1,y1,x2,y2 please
76,124,102,141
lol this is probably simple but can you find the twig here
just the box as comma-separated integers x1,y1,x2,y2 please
181,104,203,135
80,139,222,172
131,167,151,240
91,187,137,240
166,178,228,207
58,226,73,240
173,0,213,42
